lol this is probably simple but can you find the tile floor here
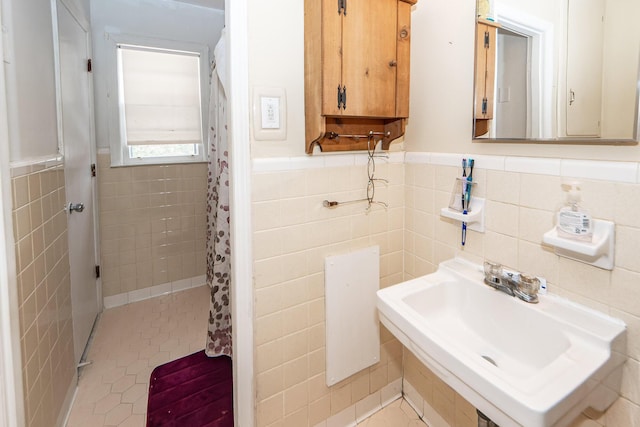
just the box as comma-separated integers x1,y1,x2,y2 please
65,285,425,427
357,399,427,426
66,286,210,426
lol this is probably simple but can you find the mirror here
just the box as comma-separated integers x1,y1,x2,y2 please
473,0,640,143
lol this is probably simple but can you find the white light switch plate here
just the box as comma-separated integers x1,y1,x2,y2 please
260,97,280,129
252,87,286,140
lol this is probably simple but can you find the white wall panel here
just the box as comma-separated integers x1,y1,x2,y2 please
325,246,380,387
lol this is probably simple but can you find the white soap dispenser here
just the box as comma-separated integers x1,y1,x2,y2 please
556,183,593,242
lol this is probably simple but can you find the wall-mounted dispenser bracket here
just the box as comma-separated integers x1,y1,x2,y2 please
440,197,486,232
543,219,615,270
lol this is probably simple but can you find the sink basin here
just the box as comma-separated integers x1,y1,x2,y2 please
377,258,626,427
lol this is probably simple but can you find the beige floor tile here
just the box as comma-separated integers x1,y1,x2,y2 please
64,405,94,425
94,393,122,414
65,286,209,427
138,344,163,360
147,351,171,367
104,403,132,425
118,413,146,427
400,399,421,420
122,384,147,404
358,398,427,427
135,367,154,384
111,375,137,393
132,393,148,415
147,332,171,348
67,412,106,427
76,382,111,405
158,337,180,352
116,352,140,368
101,366,127,384
140,327,161,340
125,359,150,376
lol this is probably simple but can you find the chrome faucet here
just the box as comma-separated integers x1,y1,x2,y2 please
483,261,540,304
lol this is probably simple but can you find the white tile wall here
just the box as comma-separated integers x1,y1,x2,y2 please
259,152,640,426
252,156,405,427
403,152,640,427
96,153,207,300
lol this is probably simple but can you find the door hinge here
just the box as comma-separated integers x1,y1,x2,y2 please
484,31,490,49
90,163,96,177
338,0,347,15
95,265,100,278
342,86,346,110
87,58,92,72
482,97,488,115
337,85,347,110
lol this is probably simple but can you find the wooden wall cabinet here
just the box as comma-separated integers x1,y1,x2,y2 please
474,19,499,137
305,0,417,153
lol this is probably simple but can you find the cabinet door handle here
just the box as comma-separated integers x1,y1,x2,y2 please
569,89,576,106
389,60,397,67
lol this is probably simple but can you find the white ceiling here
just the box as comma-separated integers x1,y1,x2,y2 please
173,0,224,10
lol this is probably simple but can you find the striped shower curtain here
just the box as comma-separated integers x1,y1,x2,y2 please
205,30,232,357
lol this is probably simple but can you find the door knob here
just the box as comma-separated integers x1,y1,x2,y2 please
68,202,85,213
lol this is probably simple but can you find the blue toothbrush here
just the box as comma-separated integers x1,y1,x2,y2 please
461,159,468,245
466,159,474,207
461,159,474,246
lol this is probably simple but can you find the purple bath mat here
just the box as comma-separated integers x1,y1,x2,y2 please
146,350,233,427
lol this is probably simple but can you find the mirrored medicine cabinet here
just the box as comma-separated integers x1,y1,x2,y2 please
473,0,640,145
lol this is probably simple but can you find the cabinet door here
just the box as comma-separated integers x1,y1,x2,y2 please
322,0,343,116
342,0,398,118
395,0,412,118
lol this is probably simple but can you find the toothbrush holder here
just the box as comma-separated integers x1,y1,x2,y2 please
449,178,477,212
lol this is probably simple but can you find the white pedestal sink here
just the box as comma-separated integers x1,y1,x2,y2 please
377,258,626,427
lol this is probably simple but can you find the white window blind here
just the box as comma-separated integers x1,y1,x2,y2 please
118,45,203,146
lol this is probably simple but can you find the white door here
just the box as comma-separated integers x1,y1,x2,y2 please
566,0,604,137
496,29,529,139
57,0,100,365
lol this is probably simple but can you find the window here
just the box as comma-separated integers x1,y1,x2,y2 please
108,35,209,166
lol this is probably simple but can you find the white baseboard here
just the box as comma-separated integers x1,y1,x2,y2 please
57,374,78,427
103,275,207,309
313,378,402,427
402,378,451,427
